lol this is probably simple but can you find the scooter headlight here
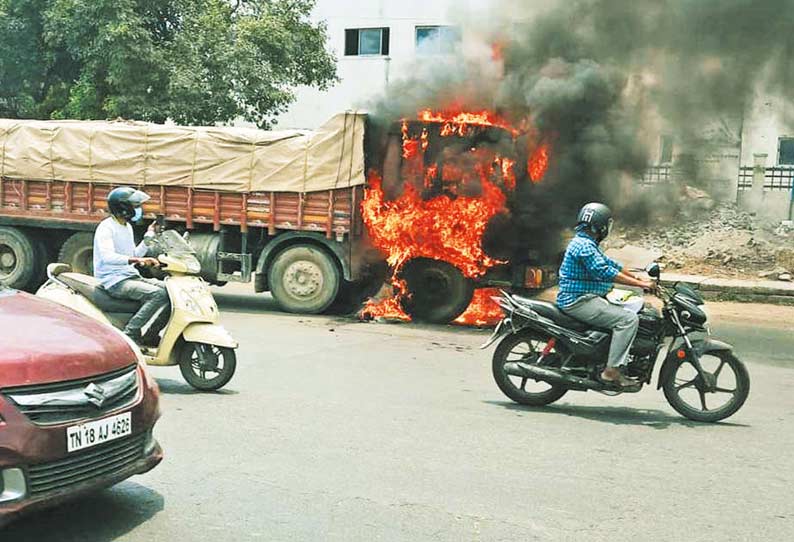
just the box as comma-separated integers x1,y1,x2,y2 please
184,256,201,275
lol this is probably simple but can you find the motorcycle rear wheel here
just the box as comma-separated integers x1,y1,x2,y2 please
492,330,568,406
662,350,749,422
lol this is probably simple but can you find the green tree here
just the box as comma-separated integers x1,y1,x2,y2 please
0,0,336,127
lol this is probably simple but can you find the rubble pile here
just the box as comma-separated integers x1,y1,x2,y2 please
608,202,794,280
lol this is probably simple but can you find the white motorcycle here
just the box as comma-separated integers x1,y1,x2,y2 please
37,230,238,391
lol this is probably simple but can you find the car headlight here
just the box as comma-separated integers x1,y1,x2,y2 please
0,468,26,503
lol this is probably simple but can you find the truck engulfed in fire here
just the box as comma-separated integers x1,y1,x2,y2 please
359,109,553,325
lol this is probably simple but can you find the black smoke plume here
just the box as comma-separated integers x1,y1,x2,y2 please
366,0,794,259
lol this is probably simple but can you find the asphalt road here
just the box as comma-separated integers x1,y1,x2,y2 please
6,287,794,541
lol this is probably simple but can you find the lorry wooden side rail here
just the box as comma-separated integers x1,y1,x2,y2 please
0,176,369,315
0,177,361,237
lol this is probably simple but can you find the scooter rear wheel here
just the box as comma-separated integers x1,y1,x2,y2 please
179,342,237,391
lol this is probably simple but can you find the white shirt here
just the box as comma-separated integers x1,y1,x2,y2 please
93,218,148,288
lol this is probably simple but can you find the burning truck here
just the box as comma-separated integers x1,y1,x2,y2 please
361,109,556,324
0,111,555,324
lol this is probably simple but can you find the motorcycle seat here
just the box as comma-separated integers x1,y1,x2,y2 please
512,296,591,331
58,273,141,314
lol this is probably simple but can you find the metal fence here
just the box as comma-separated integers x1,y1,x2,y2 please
638,164,671,186
737,166,794,191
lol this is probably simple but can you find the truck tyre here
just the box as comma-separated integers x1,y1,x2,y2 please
58,232,94,275
0,226,38,290
188,233,226,285
269,244,340,314
399,258,474,324
30,233,52,290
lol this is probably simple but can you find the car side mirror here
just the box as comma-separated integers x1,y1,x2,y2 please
646,262,661,279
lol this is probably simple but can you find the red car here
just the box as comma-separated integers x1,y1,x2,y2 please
0,288,162,528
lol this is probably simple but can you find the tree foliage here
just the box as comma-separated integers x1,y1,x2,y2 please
0,0,336,127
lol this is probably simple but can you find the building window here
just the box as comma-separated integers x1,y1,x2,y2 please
345,28,390,56
659,135,674,164
778,137,794,165
415,25,461,54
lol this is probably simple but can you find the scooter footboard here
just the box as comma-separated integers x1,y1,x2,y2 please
182,323,238,349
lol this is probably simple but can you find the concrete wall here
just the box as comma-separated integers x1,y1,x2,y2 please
740,92,794,165
738,190,792,219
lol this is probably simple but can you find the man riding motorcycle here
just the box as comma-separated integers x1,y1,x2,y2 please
557,203,654,388
93,186,169,346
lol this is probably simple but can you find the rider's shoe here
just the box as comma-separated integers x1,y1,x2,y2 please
124,329,144,345
600,368,641,388
140,332,161,348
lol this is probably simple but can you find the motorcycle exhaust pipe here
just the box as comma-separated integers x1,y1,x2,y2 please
503,362,598,392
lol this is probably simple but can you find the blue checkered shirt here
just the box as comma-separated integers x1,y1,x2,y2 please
556,230,623,308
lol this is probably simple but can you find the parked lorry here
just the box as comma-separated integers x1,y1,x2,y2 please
0,112,556,323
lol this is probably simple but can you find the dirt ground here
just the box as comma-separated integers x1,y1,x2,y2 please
605,202,794,280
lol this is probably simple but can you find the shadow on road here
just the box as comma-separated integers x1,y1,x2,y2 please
155,377,239,395
484,400,751,429
4,482,163,542
214,291,279,313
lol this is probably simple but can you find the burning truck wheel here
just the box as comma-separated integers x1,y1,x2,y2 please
398,258,474,324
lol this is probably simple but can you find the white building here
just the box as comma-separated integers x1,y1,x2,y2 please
275,0,489,129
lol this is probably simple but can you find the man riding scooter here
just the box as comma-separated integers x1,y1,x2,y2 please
94,186,169,346
557,203,655,388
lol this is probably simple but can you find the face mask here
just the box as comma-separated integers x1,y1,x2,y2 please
132,207,143,223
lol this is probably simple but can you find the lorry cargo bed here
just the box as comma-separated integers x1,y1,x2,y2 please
0,177,362,238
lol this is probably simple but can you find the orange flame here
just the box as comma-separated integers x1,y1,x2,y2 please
418,108,517,136
529,144,550,183
360,109,548,324
361,171,504,277
453,288,504,326
360,279,411,321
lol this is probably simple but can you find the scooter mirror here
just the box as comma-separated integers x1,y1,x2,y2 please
646,262,661,279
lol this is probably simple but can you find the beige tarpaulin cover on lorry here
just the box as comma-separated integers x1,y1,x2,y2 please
0,112,366,193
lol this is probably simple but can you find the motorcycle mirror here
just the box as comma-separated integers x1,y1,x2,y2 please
646,262,661,279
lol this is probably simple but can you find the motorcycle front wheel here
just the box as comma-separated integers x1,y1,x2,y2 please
662,350,749,422
179,342,237,391
492,330,568,406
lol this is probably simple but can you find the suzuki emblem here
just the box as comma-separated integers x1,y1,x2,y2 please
83,383,107,408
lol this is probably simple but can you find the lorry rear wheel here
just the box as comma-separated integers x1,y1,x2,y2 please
188,233,226,285
30,233,52,290
399,258,474,323
0,227,38,290
58,232,94,275
269,244,340,314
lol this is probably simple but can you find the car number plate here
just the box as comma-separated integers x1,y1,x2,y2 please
67,412,132,453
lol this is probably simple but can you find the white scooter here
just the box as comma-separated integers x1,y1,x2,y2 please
37,230,238,391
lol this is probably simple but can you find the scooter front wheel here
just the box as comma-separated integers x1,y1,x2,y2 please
179,342,237,391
